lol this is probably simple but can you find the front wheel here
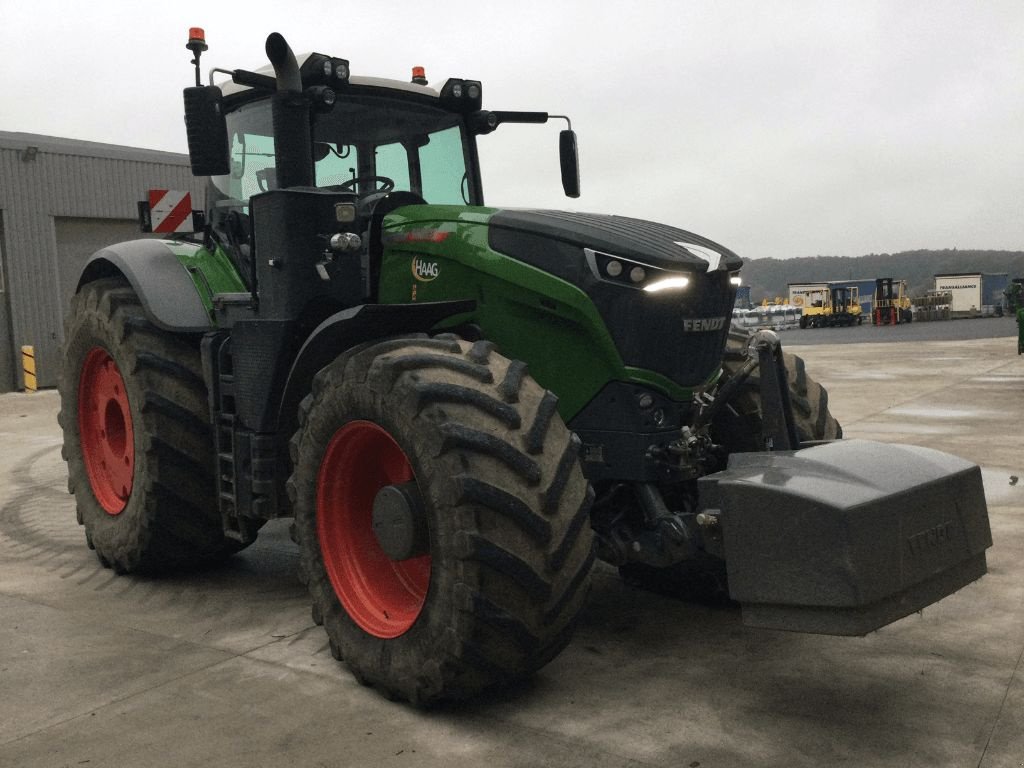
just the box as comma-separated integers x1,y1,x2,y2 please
714,327,843,449
288,336,594,705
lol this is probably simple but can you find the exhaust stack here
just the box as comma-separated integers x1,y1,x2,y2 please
265,32,313,188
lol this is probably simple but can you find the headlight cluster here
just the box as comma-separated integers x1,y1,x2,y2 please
584,248,692,293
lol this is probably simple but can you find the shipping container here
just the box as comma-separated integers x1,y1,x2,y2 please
933,273,1008,317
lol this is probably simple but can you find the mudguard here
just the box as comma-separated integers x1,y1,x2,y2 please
276,300,475,438
78,239,212,332
698,439,992,635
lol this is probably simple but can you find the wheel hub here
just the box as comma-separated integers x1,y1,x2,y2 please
316,420,430,639
372,481,429,561
77,347,135,515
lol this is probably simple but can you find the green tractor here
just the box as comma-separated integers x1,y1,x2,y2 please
58,30,992,705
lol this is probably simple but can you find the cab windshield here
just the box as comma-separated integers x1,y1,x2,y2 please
210,91,474,207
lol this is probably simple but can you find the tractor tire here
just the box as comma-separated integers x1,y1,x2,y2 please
288,335,595,706
713,326,843,450
59,277,241,573
621,328,842,602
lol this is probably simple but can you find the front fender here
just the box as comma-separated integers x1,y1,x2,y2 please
276,300,475,438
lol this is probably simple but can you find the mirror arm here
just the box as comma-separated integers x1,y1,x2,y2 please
549,115,573,131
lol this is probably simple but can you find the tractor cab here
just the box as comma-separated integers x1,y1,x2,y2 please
183,31,578,298
206,73,480,292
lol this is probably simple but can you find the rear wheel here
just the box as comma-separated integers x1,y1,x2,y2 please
288,335,594,705
59,278,241,573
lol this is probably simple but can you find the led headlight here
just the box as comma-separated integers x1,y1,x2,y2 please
644,276,691,293
584,248,691,292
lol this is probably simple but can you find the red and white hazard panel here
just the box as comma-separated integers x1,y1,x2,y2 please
148,189,194,233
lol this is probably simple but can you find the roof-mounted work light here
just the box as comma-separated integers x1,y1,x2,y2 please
300,53,350,86
440,78,483,113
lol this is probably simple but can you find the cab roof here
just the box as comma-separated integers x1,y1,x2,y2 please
218,54,441,99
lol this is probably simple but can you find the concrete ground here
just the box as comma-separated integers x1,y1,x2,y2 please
1,335,1022,768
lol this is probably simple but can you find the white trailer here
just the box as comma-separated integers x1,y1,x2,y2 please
933,273,1009,318
787,282,830,310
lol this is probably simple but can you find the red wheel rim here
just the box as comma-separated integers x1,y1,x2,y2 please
317,420,430,638
78,347,135,515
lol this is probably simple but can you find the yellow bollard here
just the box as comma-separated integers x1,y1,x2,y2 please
21,345,36,392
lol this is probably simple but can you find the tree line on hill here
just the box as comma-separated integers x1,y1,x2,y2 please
740,249,1024,303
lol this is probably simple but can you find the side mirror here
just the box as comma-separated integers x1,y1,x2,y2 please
183,86,230,176
559,129,580,198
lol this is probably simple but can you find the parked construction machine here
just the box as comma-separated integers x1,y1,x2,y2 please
873,277,913,325
798,285,863,328
58,30,992,705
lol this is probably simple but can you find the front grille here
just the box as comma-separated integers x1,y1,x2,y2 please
596,270,735,387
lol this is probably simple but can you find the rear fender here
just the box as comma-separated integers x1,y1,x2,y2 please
77,240,212,332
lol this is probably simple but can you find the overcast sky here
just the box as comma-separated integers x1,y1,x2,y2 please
2,0,1021,260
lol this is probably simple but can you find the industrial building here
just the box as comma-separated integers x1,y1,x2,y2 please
0,131,202,391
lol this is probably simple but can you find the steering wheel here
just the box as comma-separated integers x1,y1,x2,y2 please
337,175,395,194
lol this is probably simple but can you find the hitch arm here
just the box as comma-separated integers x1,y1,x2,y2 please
699,330,800,451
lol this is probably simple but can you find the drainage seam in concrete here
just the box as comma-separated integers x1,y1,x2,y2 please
0,653,232,749
975,634,1024,768
0,591,320,749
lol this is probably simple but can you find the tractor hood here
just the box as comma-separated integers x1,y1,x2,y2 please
485,208,742,389
488,209,743,276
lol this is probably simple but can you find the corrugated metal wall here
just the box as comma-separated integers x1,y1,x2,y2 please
0,132,204,390
0,211,13,390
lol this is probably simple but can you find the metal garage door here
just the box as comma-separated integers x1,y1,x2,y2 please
54,217,150,314
0,211,15,392
31,217,158,389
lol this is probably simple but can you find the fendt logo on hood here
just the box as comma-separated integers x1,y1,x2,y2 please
682,316,726,332
411,256,440,282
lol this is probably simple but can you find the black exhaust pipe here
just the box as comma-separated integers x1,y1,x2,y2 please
266,33,302,93
265,32,313,188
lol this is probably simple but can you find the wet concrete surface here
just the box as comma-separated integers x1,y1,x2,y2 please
1,334,1022,767
781,314,1019,346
